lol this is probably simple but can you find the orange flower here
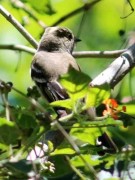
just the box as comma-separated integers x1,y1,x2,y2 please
103,99,126,120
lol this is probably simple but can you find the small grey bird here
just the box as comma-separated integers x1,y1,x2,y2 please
31,27,80,117
31,27,117,153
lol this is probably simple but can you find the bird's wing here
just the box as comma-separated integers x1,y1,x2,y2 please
31,60,69,102
36,80,69,102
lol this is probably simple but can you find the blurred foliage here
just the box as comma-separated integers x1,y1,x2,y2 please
0,0,135,179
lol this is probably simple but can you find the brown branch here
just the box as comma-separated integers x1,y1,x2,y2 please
0,5,38,49
51,0,101,26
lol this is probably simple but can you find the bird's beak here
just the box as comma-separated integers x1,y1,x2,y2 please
75,37,81,42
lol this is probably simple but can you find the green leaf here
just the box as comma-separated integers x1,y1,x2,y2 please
17,113,37,129
84,85,110,109
15,108,37,129
70,124,104,145
99,154,117,169
5,160,33,174
60,69,91,100
0,118,20,145
0,143,8,158
50,99,73,110
71,154,100,167
51,70,91,111
51,147,75,155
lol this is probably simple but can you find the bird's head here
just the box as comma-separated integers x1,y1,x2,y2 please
38,27,80,53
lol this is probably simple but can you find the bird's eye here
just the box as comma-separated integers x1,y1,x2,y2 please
67,33,72,40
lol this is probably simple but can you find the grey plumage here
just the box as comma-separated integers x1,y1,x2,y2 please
31,27,80,116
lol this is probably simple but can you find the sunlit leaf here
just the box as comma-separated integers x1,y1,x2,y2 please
84,85,110,109
70,124,105,145
51,70,91,111
60,69,91,101
71,154,100,167
51,147,75,155
50,99,73,110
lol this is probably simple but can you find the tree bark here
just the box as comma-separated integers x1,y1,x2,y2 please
90,43,135,88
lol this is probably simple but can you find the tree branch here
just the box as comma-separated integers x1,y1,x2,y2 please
0,1,101,49
10,0,47,28
0,4,126,60
90,43,135,88
0,5,38,49
73,49,126,58
0,44,126,58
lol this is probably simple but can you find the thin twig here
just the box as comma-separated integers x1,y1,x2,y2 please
73,49,126,58
0,44,36,54
0,5,38,49
52,0,101,26
65,156,86,180
63,124,118,129
0,92,10,121
4,94,11,121
76,10,87,38
12,86,48,114
53,120,80,153
121,0,134,19
14,124,47,160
